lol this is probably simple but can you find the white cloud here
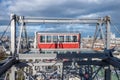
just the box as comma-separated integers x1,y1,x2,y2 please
0,0,120,35
0,0,119,20
79,0,100,3
78,13,99,18
0,0,120,37
8,0,66,14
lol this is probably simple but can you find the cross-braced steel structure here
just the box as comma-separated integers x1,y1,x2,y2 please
0,14,120,80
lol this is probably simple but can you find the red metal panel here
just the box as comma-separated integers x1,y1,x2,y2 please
38,43,80,49
59,43,79,48
38,43,56,49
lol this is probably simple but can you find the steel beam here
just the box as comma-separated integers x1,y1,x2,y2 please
63,60,108,66
19,54,57,59
10,14,16,55
105,16,111,49
105,67,111,80
99,22,105,47
18,17,103,24
17,16,24,54
92,23,99,48
34,32,37,48
19,53,107,60
57,53,107,59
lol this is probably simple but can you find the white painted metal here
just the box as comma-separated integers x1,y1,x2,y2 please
34,32,37,48
19,54,57,59
92,24,99,48
99,22,105,48
17,16,110,49
19,18,102,24
10,14,16,55
106,16,111,49
8,14,112,80
17,16,24,54
28,62,62,66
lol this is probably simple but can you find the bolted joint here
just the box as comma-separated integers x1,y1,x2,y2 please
19,16,25,23
106,16,110,22
104,16,111,22
10,14,16,20
19,16,24,20
97,17,103,25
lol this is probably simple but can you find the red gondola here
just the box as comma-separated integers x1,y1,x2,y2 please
36,32,81,49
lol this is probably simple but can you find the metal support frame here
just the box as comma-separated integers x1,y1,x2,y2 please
9,14,111,50
92,66,102,79
23,22,28,49
92,23,99,48
10,14,16,55
17,16,111,49
1,14,120,80
34,32,37,48
19,17,102,24
105,66,111,80
63,61,105,80
92,22,105,49
17,16,24,54
99,22,105,47
105,16,111,50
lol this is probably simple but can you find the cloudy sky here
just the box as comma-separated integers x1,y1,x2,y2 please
0,0,120,37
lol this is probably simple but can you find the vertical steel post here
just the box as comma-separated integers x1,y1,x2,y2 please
23,22,28,49
62,63,64,80
10,14,16,55
92,23,99,48
34,32,37,48
105,16,111,50
99,22,105,48
105,67,111,80
17,16,24,54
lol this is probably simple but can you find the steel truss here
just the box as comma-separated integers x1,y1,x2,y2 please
59,52,120,80
0,14,120,80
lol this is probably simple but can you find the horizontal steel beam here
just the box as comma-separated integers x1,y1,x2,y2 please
19,17,103,24
63,60,108,66
28,62,62,66
19,54,57,59
19,52,108,60
57,53,107,59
